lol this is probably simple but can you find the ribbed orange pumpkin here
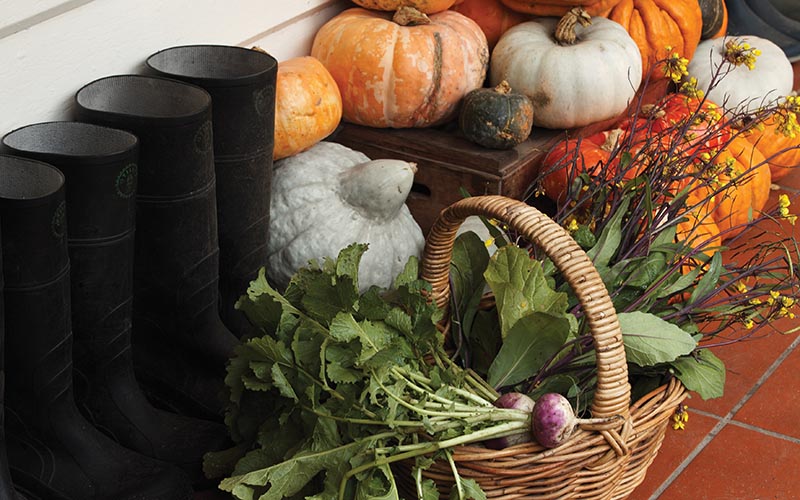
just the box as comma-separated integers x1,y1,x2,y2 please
352,0,457,14
311,7,489,128
676,193,722,255
451,0,529,49
742,114,800,182
273,56,342,161
606,0,703,81
500,0,621,17
700,136,772,238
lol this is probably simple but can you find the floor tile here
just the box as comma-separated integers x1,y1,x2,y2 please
657,423,800,500
626,412,720,500
733,341,800,440
691,328,796,417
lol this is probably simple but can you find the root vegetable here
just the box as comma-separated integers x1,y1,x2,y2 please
484,392,535,449
531,392,619,448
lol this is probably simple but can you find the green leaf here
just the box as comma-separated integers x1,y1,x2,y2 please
587,196,629,268
219,440,371,500
451,479,487,500
355,464,399,500
670,349,726,400
450,231,492,341
618,311,697,366
484,245,569,339
486,312,571,389
688,252,723,306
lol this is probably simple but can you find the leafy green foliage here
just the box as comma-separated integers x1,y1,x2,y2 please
208,243,532,500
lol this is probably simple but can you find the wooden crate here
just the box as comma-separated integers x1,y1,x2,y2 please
331,122,561,235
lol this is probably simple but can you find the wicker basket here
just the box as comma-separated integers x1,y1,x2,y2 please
403,195,687,499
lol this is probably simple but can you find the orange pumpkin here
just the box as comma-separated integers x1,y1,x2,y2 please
697,136,772,238
500,0,621,17
451,0,529,49
740,114,800,182
273,57,343,161
352,0,457,14
676,192,722,255
606,0,703,81
311,7,489,128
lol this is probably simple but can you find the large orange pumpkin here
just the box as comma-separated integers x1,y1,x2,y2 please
311,7,489,128
697,136,772,238
451,0,529,49
352,0,457,14
500,0,621,17
676,192,722,255
606,0,703,81
273,56,342,161
740,113,800,182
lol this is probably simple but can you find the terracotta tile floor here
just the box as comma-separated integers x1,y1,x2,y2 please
627,178,800,500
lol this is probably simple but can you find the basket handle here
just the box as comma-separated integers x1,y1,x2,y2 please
421,195,631,421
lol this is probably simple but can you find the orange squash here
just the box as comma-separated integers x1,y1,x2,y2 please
697,136,772,238
311,7,489,128
500,0,621,17
273,56,343,161
676,192,722,255
741,113,800,182
451,0,529,49
351,0,457,14
606,0,703,81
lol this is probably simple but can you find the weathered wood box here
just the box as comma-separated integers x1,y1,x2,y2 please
331,122,562,234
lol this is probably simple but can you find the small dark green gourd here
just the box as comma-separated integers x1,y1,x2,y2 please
459,80,534,150
698,0,726,39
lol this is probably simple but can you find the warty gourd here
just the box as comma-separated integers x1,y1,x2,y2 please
267,141,425,292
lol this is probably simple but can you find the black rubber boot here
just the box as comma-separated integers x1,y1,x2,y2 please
726,0,800,60
0,154,193,500
0,226,28,500
146,45,278,339
74,75,240,420
2,121,231,483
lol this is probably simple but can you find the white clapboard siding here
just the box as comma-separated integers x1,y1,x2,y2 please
0,0,349,136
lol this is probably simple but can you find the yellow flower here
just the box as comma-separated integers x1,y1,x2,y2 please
781,296,795,308
735,282,748,293
779,194,791,209
771,290,781,299
750,298,762,305
724,39,761,70
567,219,580,232
672,405,689,430
484,237,496,248
743,318,755,329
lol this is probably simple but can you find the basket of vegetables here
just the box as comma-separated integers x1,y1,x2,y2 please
399,194,688,498
208,193,688,500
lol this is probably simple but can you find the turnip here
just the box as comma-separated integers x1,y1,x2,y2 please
531,392,619,449
483,392,536,449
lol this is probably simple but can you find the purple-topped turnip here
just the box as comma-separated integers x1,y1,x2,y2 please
531,392,620,449
483,392,536,449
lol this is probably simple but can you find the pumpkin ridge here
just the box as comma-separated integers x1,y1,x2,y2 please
412,30,444,126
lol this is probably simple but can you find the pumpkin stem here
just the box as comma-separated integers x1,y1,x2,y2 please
601,128,624,152
393,6,432,26
494,80,512,95
554,7,592,45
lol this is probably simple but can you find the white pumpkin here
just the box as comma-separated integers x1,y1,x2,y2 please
268,141,425,292
490,9,642,129
687,35,794,113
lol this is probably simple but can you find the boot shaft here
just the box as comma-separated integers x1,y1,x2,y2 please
2,122,140,366
0,155,73,426
146,45,278,336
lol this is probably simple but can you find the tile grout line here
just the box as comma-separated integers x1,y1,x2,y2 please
647,333,800,500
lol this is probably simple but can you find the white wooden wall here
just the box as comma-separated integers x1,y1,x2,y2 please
0,0,350,136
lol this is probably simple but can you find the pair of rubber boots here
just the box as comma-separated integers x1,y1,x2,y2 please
0,45,277,499
726,0,800,60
